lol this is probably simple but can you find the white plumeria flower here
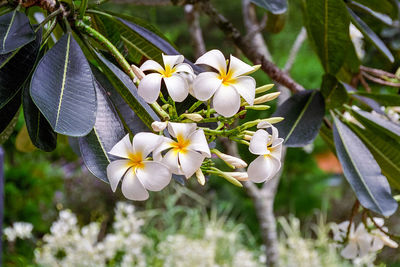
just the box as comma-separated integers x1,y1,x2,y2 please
154,122,211,178
106,133,172,201
367,217,398,250
193,49,256,117
341,223,372,259
138,54,194,103
247,125,283,183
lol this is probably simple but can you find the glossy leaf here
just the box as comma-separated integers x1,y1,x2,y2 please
352,92,400,107
0,29,41,109
346,121,400,190
0,90,21,144
332,115,397,216
347,0,393,26
352,0,398,19
0,10,35,54
250,0,287,14
79,80,126,183
348,8,394,63
320,74,348,109
303,0,351,74
30,33,97,136
272,90,325,147
90,51,158,130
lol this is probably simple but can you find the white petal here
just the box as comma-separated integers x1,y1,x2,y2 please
212,85,241,117
187,129,211,157
192,72,222,101
357,236,372,257
175,63,194,74
195,49,227,73
371,236,384,251
341,242,358,259
138,73,162,103
168,122,196,139
247,155,281,183
270,140,283,160
109,134,132,158
249,130,269,155
151,121,168,132
106,160,131,192
136,161,171,191
179,150,205,178
121,168,149,201
228,55,255,78
257,121,272,129
153,137,174,161
133,132,162,157
140,60,164,73
162,149,181,174
232,76,256,105
162,54,184,68
164,75,189,102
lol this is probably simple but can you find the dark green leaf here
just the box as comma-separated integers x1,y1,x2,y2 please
303,0,351,74
272,90,325,147
0,10,35,54
348,8,394,63
342,82,384,115
351,109,400,142
347,0,393,26
30,33,97,136
332,115,397,216
320,74,348,109
250,0,287,14
0,89,21,144
90,51,158,130
79,79,126,183
346,121,400,190
352,0,398,19
352,92,400,107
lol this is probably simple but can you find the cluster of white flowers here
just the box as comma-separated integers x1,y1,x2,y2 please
331,217,398,262
35,203,148,266
107,50,284,201
3,222,33,242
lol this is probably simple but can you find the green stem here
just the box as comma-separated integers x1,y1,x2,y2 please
75,21,170,121
41,18,58,45
188,100,204,113
35,8,62,32
79,0,88,19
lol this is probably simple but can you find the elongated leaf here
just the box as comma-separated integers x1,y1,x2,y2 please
342,82,384,115
30,33,96,136
90,51,158,130
303,0,351,74
348,8,394,63
352,0,398,19
352,92,400,107
347,1,393,26
320,74,348,109
346,122,400,190
0,29,41,109
351,109,400,142
0,89,21,144
250,0,287,14
0,10,35,54
272,90,325,147
79,80,126,183
332,115,397,216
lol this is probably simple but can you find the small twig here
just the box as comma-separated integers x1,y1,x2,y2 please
243,13,267,42
359,73,372,92
362,71,400,87
366,212,400,240
360,65,398,79
346,200,360,239
283,27,307,73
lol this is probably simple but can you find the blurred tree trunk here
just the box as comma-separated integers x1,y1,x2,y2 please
185,4,206,58
0,147,4,263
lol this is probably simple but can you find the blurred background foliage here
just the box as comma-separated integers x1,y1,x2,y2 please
2,0,400,265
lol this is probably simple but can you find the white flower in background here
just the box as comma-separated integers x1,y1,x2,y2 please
138,54,194,103
367,217,398,251
193,49,257,117
349,23,365,60
3,222,33,242
154,122,211,178
107,133,172,201
341,223,372,259
247,124,283,183
4,227,17,242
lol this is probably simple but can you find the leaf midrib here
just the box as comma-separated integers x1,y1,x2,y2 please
2,10,16,52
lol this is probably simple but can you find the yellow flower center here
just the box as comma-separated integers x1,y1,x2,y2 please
171,134,191,154
127,152,145,170
161,64,175,78
218,69,235,86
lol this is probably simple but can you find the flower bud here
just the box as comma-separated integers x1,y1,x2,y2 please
130,64,145,81
151,121,167,132
182,113,204,122
212,149,247,168
195,169,206,185
223,172,248,181
244,135,252,141
253,92,280,104
255,84,274,94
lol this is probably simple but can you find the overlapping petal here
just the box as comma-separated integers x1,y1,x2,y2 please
164,75,189,102
162,54,184,68
108,134,132,158
168,122,196,139
249,129,269,155
138,73,163,103
121,168,149,201
192,72,222,100
140,60,164,73
195,49,227,73
247,155,281,183
133,132,162,158
179,150,205,178
232,76,256,105
106,160,131,192
136,161,171,191
229,55,255,78
213,85,241,117
187,129,211,157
